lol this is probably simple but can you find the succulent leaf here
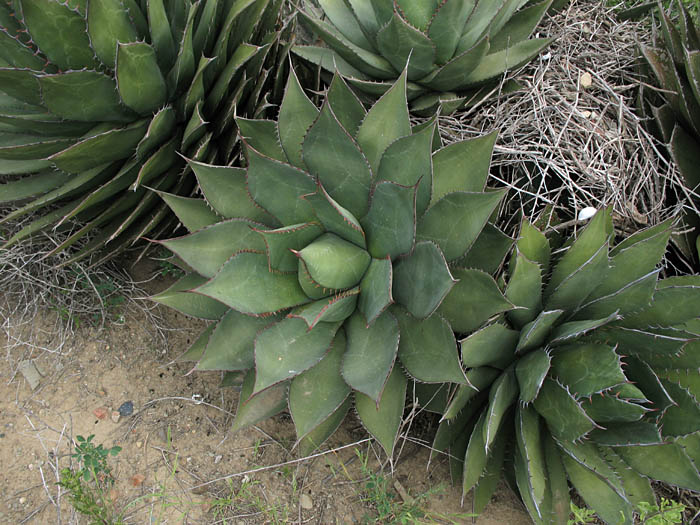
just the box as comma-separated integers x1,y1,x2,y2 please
357,257,393,324
232,369,288,433
151,272,228,320
461,323,519,369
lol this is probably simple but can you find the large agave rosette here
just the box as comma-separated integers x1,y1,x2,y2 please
293,0,553,114
0,0,285,265
152,68,514,456
430,209,700,524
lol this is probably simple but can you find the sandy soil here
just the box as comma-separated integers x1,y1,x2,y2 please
0,258,532,524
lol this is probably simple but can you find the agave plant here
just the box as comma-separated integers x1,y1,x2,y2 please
639,0,700,264
152,67,516,457
0,0,286,266
429,208,700,524
292,0,553,115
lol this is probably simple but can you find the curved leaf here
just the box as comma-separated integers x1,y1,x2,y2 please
151,273,228,320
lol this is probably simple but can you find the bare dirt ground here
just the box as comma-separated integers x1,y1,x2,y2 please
0,256,532,525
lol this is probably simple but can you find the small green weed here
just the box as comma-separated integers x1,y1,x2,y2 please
355,450,474,524
156,248,185,278
568,498,686,525
208,478,289,525
637,498,685,524
58,435,123,525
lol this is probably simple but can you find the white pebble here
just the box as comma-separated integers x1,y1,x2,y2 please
578,207,597,221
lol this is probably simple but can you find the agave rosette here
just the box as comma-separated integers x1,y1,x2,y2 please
0,0,286,265
639,0,700,263
152,68,515,456
429,209,700,523
293,0,553,115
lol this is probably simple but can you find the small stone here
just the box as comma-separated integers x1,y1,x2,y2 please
300,494,313,510
18,360,42,390
111,411,121,423
0,433,5,438
118,401,134,416
579,71,593,89
580,110,592,118
93,407,108,420
27,464,33,470
136,441,143,448
214,455,222,464
19,497,26,505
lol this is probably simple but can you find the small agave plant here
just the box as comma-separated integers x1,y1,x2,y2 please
152,67,516,457
293,0,553,114
430,208,700,524
0,0,285,265
639,0,700,264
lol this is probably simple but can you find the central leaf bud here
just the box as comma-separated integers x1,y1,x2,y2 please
296,233,371,296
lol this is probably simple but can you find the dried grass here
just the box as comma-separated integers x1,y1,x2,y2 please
438,0,696,246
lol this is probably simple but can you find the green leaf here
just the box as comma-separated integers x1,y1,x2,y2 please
573,271,658,321
615,443,700,491
167,1,198,95
302,100,372,219
544,434,570,525
278,66,319,168
533,379,595,442
584,393,649,424
297,233,371,290
290,331,351,441
177,324,213,363
561,452,633,525
0,29,46,70
544,243,610,312
197,310,280,371
38,71,133,122
136,106,176,159
49,120,149,173
147,0,176,70
255,223,323,273
437,268,512,333
318,0,373,50
361,180,416,259
232,369,288,432
237,118,286,162
430,131,497,203
418,190,505,261
462,411,490,495
483,368,518,451
515,310,564,354
289,288,359,329
442,368,498,420
550,343,625,397
428,0,476,64
159,219,266,279
395,0,437,31
151,273,228,320
304,182,365,248
517,218,551,269
296,397,351,456
421,35,490,91
472,425,507,515
356,67,411,174
195,252,309,316
516,406,547,516
154,190,220,232
376,12,436,80
116,42,168,115
506,251,543,329
394,241,456,319
21,0,97,70
457,223,513,274
460,38,552,86
188,159,276,224
394,309,466,384
253,318,340,394
659,378,700,437
600,447,655,509
342,311,399,403
548,311,620,345
355,366,407,457
87,0,138,68
620,276,700,328
246,145,316,225
327,73,366,137
460,323,519,369
376,123,434,216
357,257,393,324
546,208,612,296
0,135,76,160
0,69,43,106
413,382,449,413
0,171,65,202
489,0,551,54
297,11,396,81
